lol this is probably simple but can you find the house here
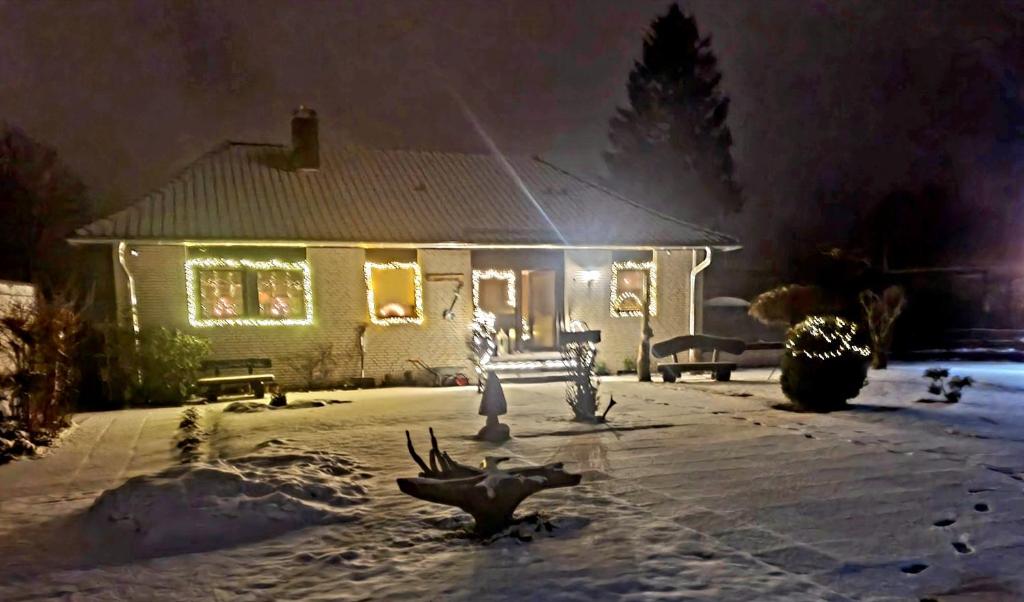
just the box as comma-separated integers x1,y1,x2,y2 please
70,108,739,386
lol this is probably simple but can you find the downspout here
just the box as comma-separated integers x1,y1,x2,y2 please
117,241,141,338
689,246,712,335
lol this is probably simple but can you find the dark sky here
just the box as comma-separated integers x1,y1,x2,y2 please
3,0,1023,250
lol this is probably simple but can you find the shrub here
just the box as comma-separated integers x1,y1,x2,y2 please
563,338,600,421
923,368,973,403
0,295,84,433
749,284,831,327
780,315,870,411
104,327,211,406
859,286,906,369
622,356,637,373
285,342,338,390
467,311,497,391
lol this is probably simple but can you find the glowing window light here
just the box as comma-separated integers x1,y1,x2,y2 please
472,269,516,323
610,260,657,317
364,261,424,325
185,258,313,327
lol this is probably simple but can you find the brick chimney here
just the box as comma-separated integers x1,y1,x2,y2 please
291,106,319,170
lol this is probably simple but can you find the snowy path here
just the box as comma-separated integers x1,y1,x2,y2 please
1,363,1023,600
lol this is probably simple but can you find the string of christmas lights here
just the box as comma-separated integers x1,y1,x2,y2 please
786,315,871,360
610,260,657,317
364,261,424,325
471,269,516,322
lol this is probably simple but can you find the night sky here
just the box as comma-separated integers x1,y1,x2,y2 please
2,0,1022,258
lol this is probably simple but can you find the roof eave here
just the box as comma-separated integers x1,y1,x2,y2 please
67,236,740,251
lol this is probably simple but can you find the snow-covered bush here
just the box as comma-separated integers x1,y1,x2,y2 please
104,327,211,406
749,284,832,327
780,315,870,411
923,368,973,403
466,311,497,392
0,294,83,433
562,323,602,422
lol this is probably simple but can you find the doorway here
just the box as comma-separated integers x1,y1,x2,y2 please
521,269,557,350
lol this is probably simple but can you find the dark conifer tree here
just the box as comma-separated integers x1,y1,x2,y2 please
605,3,741,226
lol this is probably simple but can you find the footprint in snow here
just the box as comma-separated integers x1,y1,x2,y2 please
933,518,956,527
974,503,989,513
952,541,973,554
900,563,929,574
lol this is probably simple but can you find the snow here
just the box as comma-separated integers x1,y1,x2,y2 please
1,362,1023,600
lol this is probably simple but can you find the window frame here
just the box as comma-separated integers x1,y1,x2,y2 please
471,269,516,321
185,257,313,327
610,260,657,317
364,260,424,325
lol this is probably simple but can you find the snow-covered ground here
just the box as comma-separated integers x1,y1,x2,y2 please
1,362,1023,601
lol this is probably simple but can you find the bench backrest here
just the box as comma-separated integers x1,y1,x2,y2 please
559,330,601,345
201,358,272,375
651,335,746,361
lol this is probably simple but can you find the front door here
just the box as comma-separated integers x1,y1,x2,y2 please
521,269,557,350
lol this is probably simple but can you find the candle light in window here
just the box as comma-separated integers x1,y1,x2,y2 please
379,302,408,318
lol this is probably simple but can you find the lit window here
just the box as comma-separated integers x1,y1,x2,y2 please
610,260,657,317
472,269,516,320
185,258,313,327
198,269,244,319
365,261,423,325
257,270,306,318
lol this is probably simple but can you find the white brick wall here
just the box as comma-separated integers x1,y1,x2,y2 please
565,249,696,373
123,245,699,385
124,245,476,386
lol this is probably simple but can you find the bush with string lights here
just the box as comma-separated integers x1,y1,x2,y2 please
780,315,871,411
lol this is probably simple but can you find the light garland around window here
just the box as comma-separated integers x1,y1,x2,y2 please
610,260,657,317
471,269,516,322
185,257,313,327
364,261,424,325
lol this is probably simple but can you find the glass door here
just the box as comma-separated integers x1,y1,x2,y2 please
521,269,557,350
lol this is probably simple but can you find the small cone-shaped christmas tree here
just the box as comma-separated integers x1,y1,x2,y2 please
476,371,510,442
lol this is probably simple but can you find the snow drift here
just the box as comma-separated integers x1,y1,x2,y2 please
83,440,369,560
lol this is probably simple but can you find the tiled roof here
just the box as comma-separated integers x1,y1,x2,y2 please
74,143,737,248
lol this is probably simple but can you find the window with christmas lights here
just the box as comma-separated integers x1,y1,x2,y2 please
197,269,244,319
472,269,516,321
364,251,423,325
185,256,313,327
610,258,657,317
257,270,307,318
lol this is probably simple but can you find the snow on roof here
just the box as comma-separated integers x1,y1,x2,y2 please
73,142,738,249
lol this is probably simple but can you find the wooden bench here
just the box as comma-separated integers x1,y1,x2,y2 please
198,358,275,402
651,335,746,383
